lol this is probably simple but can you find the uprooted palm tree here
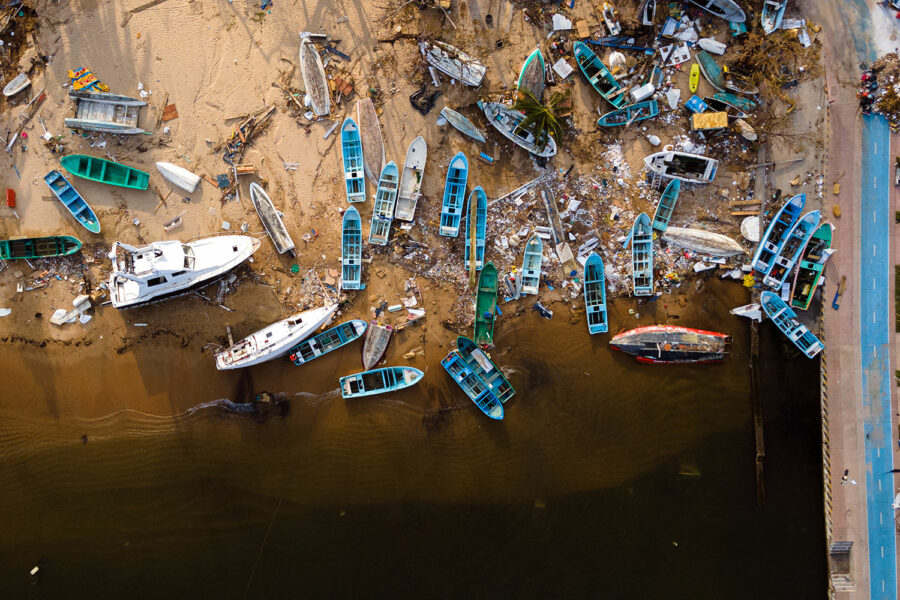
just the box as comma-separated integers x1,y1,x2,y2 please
512,90,567,148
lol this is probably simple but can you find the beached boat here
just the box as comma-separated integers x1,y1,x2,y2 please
723,69,759,96
639,0,656,25
299,38,330,117
689,63,700,93
760,291,824,358
697,37,727,55
597,100,658,127
703,96,748,119
651,179,680,232
341,206,365,290
439,152,469,237
644,150,718,184
65,90,146,134
602,3,622,35
713,92,756,112
761,210,822,289
357,98,386,185
686,0,746,22
441,336,516,420
790,223,834,311
289,319,368,366
107,235,260,308
3,73,30,97
474,262,498,349
249,182,295,255
362,321,393,369
520,235,543,295
610,325,731,364
341,367,424,399
156,162,200,193
61,154,149,190
662,227,745,257
736,118,758,141
394,136,427,222
440,106,486,144
215,304,337,370
632,212,654,296
341,118,366,203
44,170,101,234
695,51,725,92
517,48,546,101
421,40,486,87
583,252,608,334
573,41,626,108
0,235,82,260
761,0,787,34
751,193,805,274
464,186,487,272
369,161,399,245
479,101,557,158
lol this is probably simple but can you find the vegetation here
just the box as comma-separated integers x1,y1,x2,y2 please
512,89,567,148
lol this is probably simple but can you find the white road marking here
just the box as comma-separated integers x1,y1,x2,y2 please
882,546,886,558
874,210,877,223
878,448,881,458
874,244,877,257
874,311,877,324
879,478,882,491
875,141,879,153
874,278,877,290
874,176,877,188
881,511,884,525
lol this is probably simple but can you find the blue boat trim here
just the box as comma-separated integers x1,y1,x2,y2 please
583,252,608,334
340,366,424,398
341,117,366,203
760,291,823,358
632,212,653,296
463,186,487,272
341,206,365,290
439,152,469,237
651,179,680,232
761,210,822,289
289,319,368,365
520,234,543,295
43,170,101,234
751,193,805,274
441,336,515,420
573,41,626,108
369,161,399,245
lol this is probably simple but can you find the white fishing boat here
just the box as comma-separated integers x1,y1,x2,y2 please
394,136,428,221
3,73,30,97
65,90,146,134
644,150,718,184
249,182,295,255
661,226,745,257
156,162,201,193
420,41,486,87
479,101,557,158
108,235,260,308
215,304,337,370
686,0,746,22
730,303,762,322
299,38,330,117
697,37,727,55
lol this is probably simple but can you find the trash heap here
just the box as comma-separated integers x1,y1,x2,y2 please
861,52,900,131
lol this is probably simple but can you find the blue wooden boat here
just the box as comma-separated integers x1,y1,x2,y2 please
340,366,424,398
341,206,365,290
761,0,787,34
790,223,834,311
520,234,543,295
439,152,469,237
583,252,608,334
573,41,626,108
760,291,824,358
441,336,516,420
713,92,756,112
597,100,658,127
340,117,366,203
463,186,487,272
631,212,653,296
289,319,368,366
651,179,680,232
761,210,821,289
43,170,101,233
751,193,805,274
369,161,399,245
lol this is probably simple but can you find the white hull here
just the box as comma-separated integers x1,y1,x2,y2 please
3,73,30,96
662,227,745,257
643,150,718,184
481,101,557,158
697,38,727,55
249,182,295,255
394,136,428,221
421,41,486,87
686,0,746,22
156,162,201,193
300,38,330,117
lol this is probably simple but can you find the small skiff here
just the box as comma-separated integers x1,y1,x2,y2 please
583,252,608,334
61,154,150,190
357,98,386,185
341,118,366,203
479,101,557,158
761,0,787,35
597,100,658,127
362,321,393,369
517,48,546,101
686,0,746,22
760,291,823,358
156,162,200,193
249,182,295,255
3,73,30,97
0,235,82,260
299,38,330,117
662,227,745,257
441,336,515,420
341,367,424,399
341,206,365,290
464,186,487,272
474,262,498,349
520,235,543,296
441,106,486,144
631,212,654,296
751,193,805,274
394,136,428,222
439,152,469,237
695,51,725,92
651,179,680,232
369,161,399,246
290,320,368,366
44,170,101,234
421,41,486,87
697,38,727,55
644,150,718,184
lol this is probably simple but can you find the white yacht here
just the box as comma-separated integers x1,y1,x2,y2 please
108,235,260,308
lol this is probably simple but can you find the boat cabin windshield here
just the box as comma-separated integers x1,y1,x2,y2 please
182,245,196,270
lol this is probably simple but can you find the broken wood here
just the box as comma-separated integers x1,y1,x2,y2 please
122,0,171,26
201,174,218,187
156,92,169,128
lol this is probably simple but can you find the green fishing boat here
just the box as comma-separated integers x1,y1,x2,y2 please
474,262,498,349
61,154,150,190
0,235,82,260
790,223,834,311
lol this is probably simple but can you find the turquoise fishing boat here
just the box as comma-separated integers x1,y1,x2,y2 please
790,223,834,311
517,47,546,101
632,212,653,296
762,210,822,289
341,117,366,203
289,319,368,366
583,252,608,334
713,92,756,112
573,41,626,108
597,100,659,127
439,152,469,237
651,179,680,232
751,193,805,274
341,206,365,290
61,154,150,190
520,234,543,295
441,336,516,420
463,186,487,272
340,366,424,399
760,291,824,358
474,262,498,349
695,51,725,92
0,235,82,260
44,170,101,234
761,0,787,34
369,161,399,245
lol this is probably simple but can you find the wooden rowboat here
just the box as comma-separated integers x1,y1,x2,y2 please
394,136,428,222
299,38,330,117
439,152,469,237
357,98,386,185
341,367,424,398
362,321,393,369
341,118,366,203
341,206,365,290
463,186,487,272
517,48,546,101
631,212,653,296
61,154,150,190
583,252,608,334
0,235,82,260
520,234,543,295
651,179,680,232
249,182,295,255
156,162,200,193
573,41,626,108
44,170,101,234
597,100,658,127
369,161,399,245
474,262,498,349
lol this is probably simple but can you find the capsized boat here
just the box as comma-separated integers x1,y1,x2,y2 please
341,117,366,203
573,41,626,108
369,161,399,245
761,0,787,34
697,37,727,55
0,235,82,260
730,302,762,322
610,325,731,364
751,193,805,274
695,51,725,92
44,170,101,234
3,73,30,97
713,92,756,112
441,336,516,420
463,186,487,272
249,182,295,255
156,162,200,193
632,212,654,296
703,96,748,119
341,367,424,399
215,304,337,370
299,38,330,117
358,98,386,185
520,235,543,295
421,40,487,87
65,90,146,134
108,235,261,309
686,0,746,22
644,150,718,184
439,152,469,237
583,252,608,334
639,0,656,25
661,227,745,257
474,262,498,349
61,154,150,190
761,210,822,289
479,101,557,158
341,206,365,290
394,136,428,222
760,291,823,358
290,319,368,366
790,223,834,311
517,48,546,101
651,179,680,232
440,106,486,144
362,321,393,369
602,2,622,35
597,100,658,127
